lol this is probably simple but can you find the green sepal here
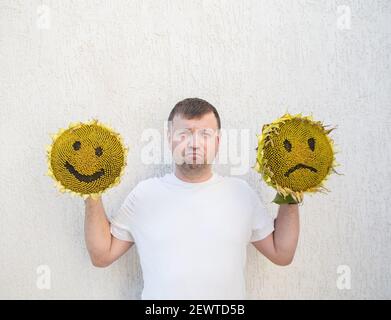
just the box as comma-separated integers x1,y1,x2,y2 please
272,192,299,204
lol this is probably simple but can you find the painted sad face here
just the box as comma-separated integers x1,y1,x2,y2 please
47,120,127,198
263,118,333,191
255,113,337,202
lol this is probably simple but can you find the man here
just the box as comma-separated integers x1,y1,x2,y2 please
84,98,299,299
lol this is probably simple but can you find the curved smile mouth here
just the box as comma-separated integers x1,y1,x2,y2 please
65,161,105,183
284,163,317,177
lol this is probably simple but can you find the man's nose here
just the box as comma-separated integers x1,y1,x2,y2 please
187,133,200,148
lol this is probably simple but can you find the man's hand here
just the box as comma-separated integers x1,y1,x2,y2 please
251,203,299,266
84,196,134,267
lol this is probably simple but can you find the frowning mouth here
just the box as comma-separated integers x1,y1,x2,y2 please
186,153,203,157
65,161,105,182
284,163,317,177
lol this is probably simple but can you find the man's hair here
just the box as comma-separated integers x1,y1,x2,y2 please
168,98,221,129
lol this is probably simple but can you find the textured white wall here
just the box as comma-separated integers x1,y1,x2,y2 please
1,0,390,299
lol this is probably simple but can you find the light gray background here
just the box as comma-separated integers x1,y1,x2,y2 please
1,0,390,299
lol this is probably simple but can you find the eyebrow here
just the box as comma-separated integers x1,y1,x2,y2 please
175,127,216,130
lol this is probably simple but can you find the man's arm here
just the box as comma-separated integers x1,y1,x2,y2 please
251,204,299,266
84,197,134,267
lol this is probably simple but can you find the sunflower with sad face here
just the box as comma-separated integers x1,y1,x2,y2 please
254,113,340,204
46,119,128,200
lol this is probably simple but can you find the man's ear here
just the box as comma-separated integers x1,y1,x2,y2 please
167,131,171,151
166,120,174,142
215,130,221,151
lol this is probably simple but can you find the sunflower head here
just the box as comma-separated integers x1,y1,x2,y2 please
254,113,339,203
46,119,128,199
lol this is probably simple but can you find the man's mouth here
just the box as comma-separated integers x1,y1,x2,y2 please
186,152,203,158
65,161,105,183
284,163,317,177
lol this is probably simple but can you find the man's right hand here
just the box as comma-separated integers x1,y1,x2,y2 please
84,196,134,267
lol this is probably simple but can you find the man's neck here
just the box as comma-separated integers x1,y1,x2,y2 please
174,166,213,183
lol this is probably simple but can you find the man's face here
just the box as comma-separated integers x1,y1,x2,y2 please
168,112,220,170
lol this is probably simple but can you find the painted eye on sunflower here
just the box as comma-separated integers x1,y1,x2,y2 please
308,138,315,151
45,119,128,200
254,112,340,203
73,141,81,151
283,139,292,152
95,146,103,157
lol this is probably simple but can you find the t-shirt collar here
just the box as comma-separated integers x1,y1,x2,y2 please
164,171,220,188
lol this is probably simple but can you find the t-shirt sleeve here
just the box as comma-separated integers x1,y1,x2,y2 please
249,188,275,242
109,188,137,242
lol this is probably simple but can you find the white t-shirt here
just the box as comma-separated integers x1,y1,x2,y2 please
109,171,275,300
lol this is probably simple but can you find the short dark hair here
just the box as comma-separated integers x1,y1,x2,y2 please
168,98,221,129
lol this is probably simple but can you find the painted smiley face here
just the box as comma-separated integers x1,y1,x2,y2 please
47,120,127,198
255,113,338,202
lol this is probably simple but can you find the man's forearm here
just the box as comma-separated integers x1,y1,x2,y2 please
273,204,300,264
84,197,112,263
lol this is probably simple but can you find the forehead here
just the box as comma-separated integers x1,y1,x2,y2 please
170,112,218,130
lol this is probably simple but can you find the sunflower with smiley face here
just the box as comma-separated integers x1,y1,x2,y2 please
46,119,128,200
254,113,340,204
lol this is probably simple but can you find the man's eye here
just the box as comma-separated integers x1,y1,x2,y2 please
201,129,214,137
175,132,188,140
